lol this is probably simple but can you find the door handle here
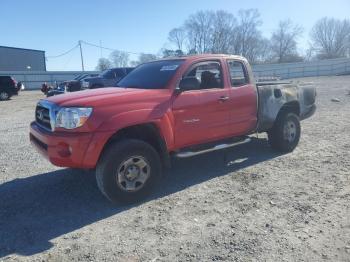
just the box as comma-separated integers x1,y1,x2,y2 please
218,96,229,102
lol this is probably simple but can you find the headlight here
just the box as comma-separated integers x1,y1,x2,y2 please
55,107,93,129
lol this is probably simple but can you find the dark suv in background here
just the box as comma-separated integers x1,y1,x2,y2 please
0,76,19,100
81,67,134,89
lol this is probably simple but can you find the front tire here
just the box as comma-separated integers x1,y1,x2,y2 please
96,139,161,204
268,112,301,152
0,91,10,101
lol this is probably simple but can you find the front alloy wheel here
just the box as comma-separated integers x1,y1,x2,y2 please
96,139,161,203
0,91,9,100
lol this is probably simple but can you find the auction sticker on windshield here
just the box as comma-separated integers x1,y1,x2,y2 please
160,65,179,71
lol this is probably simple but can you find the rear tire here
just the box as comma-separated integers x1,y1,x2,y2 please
268,112,300,152
96,139,161,204
0,91,10,101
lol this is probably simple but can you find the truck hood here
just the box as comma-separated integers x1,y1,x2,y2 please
45,87,171,107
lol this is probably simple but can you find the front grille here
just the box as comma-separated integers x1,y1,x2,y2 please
36,105,51,130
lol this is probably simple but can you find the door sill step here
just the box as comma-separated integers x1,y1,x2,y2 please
174,137,251,158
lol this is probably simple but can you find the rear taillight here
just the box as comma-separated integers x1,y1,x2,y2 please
11,77,17,86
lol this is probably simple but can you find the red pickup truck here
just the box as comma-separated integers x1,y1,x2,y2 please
30,54,316,203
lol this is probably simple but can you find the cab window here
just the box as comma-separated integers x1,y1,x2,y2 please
185,61,223,89
227,60,249,87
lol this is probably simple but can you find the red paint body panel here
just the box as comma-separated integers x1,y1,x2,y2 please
29,54,259,168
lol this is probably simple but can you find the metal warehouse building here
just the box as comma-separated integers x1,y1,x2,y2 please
0,46,46,71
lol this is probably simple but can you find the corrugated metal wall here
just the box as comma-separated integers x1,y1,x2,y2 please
0,46,46,71
253,57,350,79
0,58,349,90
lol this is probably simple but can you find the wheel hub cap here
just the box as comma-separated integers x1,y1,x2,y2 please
283,120,296,142
116,156,150,192
125,165,140,181
0,92,8,100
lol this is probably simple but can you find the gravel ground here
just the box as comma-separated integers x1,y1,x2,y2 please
0,76,349,262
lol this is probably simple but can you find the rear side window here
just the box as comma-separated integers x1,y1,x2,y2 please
227,60,249,87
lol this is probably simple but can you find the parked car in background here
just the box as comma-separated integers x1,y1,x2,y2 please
57,73,99,91
46,74,99,97
0,75,19,100
81,67,134,89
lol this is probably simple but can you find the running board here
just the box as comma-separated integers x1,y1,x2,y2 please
175,137,251,158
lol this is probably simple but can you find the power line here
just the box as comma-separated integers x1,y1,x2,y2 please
46,40,154,60
45,40,155,71
46,44,79,59
81,40,152,55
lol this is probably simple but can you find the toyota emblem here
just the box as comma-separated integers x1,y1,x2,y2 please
37,110,44,121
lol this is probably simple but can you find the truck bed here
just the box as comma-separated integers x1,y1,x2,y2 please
256,81,316,132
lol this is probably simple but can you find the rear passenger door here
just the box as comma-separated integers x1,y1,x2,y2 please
226,60,258,136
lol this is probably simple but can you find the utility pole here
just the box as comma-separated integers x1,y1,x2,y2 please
78,40,85,71
99,40,103,58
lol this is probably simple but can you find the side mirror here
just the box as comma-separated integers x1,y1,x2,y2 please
178,77,200,92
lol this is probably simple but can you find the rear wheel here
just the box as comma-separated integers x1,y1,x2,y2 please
0,91,10,100
96,139,161,203
268,112,300,152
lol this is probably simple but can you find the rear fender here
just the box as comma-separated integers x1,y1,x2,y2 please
257,85,300,132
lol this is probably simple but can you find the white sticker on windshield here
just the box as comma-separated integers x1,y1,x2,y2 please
160,65,179,71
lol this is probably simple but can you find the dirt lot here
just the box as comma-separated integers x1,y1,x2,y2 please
0,76,349,262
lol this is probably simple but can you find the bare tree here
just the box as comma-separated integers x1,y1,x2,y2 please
253,38,273,63
109,50,130,67
129,60,140,67
168,27,186,51
184,11,214,53
310,17,350,59
165,9,274,63
233,9,263,59
137,53,158,64
270,20,303,63
161,49,184,57
211,10,237,54
95,58,112,71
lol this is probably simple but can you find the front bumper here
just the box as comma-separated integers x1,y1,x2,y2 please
30,122,97,168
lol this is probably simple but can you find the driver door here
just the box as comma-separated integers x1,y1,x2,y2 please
172,60,232,148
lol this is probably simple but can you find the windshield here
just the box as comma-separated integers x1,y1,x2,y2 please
117,60,184,89
100,69,114,78
99,70,108,77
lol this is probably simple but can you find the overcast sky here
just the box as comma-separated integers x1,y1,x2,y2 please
1,0,349,71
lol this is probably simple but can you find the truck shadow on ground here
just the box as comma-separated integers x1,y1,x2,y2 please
0,137,283,258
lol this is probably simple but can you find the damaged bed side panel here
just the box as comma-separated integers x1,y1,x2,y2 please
256,83,316,132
